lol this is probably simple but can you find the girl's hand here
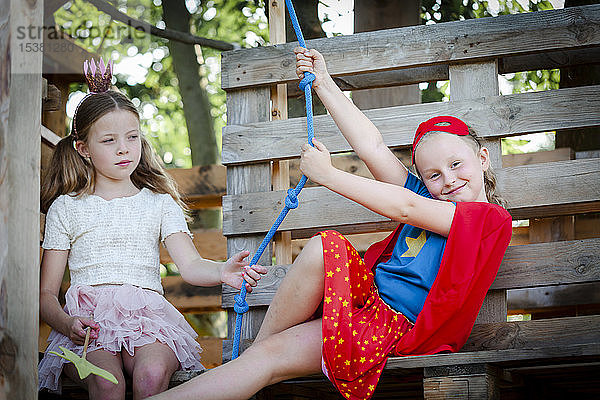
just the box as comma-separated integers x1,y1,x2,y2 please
65,317,99,346
294,47,329,89
300,139,335,185
220,250,268,293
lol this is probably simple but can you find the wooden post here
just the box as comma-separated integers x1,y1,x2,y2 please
0,1,10,394
269,0,293,265
424,365,500,400
2,0,43,398
225,88,272,351
450,61,507,325
352,0,421,110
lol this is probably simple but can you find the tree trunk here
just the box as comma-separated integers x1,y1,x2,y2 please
282,0,327,118
162,1,217,166
284,0,325,42
162,1,220,229
352,0,421,110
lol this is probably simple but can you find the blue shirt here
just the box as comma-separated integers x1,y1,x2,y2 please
373,173,446,323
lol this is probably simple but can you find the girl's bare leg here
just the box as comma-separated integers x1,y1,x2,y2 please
63,349,127,400
149,318,322,400
255,235,325,342
122,341,180,399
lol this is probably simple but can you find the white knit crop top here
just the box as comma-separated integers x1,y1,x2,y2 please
42,188,192,294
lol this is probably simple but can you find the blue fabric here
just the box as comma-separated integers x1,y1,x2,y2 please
374,173,446,323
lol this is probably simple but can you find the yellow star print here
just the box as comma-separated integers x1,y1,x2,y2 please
400,230,427,258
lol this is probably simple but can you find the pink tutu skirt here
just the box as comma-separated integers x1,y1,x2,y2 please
39,284,205,393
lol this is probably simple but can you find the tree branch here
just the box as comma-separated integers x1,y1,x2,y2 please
86,0,236,51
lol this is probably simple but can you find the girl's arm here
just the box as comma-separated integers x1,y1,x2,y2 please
39,249,99,345
295,48,409,187
164,233,267,291
301,140,456,237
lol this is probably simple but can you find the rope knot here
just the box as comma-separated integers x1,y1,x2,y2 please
285,188,299,209
234,294,249,314
299,72,316,91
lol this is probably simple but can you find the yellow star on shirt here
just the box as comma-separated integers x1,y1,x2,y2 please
400,230,427,258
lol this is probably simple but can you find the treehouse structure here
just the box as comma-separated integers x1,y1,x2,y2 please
3,1,600,399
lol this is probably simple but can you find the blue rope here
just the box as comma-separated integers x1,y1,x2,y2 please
231,0,315,360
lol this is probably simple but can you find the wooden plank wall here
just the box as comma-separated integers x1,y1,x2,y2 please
221,86,600,165
221,5,600,363
4,1,44,399
221,5,600,90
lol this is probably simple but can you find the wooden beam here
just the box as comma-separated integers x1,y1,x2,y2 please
284,47,600,96
0,0,11,393
222,85,600,165
41,124,61,147
221,5,600,90
4,0,43,398
222,158,600,236
166,165,226,210
224,88,272,344
490,238,600,290
42,35,96,78
160,228,226,264
269,0,293,266
222,316,600,367
86,0,235,51
41,82,61,112
386,342,600,369
424,364,500,400
450,60,504,324
462,315,600,353
222,237,600,308
507,282,600,313
162,275,221,313
502,147,574,167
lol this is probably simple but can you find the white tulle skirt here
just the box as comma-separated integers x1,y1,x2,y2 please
39,284,204,393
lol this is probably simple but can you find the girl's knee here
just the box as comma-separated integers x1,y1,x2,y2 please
132,361,173,397
306,234,324,252
298,235,324,270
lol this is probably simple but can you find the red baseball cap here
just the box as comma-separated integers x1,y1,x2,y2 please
412,116,470,164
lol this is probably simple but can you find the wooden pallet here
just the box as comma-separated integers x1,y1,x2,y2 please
214,5,600,399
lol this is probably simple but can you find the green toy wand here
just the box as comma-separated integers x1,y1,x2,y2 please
49,327,118,384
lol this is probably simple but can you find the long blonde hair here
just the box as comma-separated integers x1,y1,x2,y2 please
414,128,507,208
41,90,187,214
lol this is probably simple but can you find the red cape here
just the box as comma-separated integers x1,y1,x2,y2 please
364,201,512,356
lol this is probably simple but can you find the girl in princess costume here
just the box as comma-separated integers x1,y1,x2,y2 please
38,58,267,399
151,48,512,400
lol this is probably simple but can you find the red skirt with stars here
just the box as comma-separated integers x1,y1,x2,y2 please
319,203,512,400
319,230,413,400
